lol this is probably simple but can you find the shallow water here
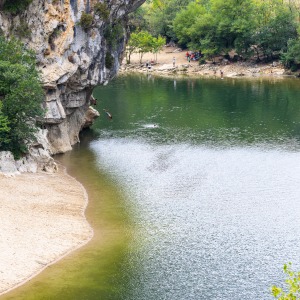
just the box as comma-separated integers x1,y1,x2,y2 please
3,74,300,300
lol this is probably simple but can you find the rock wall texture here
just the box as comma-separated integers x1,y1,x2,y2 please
0,0,144,156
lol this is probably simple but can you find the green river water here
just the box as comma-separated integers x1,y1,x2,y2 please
3,74,300,300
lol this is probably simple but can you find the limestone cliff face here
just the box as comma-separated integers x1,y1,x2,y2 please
0,0,144,154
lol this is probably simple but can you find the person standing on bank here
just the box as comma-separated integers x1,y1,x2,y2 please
173,57,176,67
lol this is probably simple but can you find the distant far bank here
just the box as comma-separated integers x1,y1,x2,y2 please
121,47,297,79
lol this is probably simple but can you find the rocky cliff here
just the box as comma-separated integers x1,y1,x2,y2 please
0,0,144,157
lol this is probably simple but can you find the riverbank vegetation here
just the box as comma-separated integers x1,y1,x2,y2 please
271,263,300,300
128,0,300,70
0,37,44,157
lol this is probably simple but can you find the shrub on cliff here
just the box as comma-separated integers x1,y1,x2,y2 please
3,0,33,14
79,13,94,30
0,37,44,158
94,3,110,21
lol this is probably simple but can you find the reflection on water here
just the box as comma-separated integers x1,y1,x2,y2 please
91,75,300,300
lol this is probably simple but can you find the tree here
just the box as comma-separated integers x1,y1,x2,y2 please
151,35,166,62
126,32,140,64
143,0,192,42
127,31,154,63
252,10,297,61
126,31,166,63
173,2,206,48
281,38,300,69
173,0,257,57
0,37,44,157
271,263,300,300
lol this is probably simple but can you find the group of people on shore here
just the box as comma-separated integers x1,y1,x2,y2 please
186,51,202,62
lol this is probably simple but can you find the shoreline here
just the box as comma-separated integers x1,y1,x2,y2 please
121,47,298,80
0,165,94,297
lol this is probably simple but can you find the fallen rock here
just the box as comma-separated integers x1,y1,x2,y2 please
0,152,19,175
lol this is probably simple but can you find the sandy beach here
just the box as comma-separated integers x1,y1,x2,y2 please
121,46,289,79
0,166,93,296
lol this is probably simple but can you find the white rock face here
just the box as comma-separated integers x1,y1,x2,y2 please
0,0,145,155
0,152,19,175
0,130,58,174
83,106,101,128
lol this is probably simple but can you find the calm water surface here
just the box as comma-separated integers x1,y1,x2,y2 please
93,75,300,300
4,74,300,300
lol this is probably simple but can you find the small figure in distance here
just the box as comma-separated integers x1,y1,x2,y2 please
173,57,176,67
186,51,190,61
220,70,224,79
103,109,112,120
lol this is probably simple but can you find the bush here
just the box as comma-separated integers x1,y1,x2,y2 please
94,3,110,21
79,13,94,30
0,37,44,158
271,263,300,300
290,64,298,72
3,0,33,14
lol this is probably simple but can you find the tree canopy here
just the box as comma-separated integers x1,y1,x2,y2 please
128,0,300,67
126,31,165,63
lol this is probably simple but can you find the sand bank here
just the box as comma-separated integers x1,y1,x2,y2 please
0,166,93,296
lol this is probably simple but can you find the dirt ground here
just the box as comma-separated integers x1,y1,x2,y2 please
121,46,288,79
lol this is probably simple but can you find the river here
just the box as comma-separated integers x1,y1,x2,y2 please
4,74,300,300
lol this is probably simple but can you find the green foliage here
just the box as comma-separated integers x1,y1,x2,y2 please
128,7,148,32
271,263,300,300
281,38,300,69
171,0,299,60
142,0,192,41
79,12,94,30
94,2,110,21
252,11,297,61
126,31,166,63
152,35,165,54
0,37,44,158
0,102,10,148
173,0,256,57
104,22,124,50
126,32,141,63
3,0,33,14
105,52,114,69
